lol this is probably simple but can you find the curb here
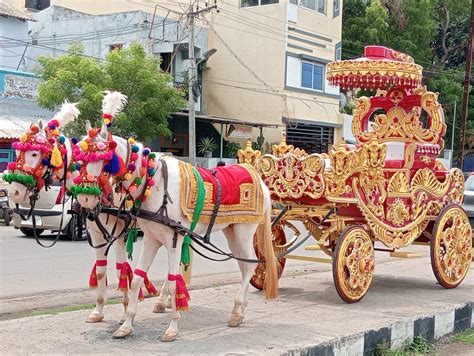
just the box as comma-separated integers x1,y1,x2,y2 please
285,302,473,356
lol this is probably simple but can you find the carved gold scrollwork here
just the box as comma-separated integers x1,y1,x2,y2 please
388,172,410,197
238,139,261,166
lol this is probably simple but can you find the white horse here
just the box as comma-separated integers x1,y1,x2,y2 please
75,123,279,341
7,106,162,325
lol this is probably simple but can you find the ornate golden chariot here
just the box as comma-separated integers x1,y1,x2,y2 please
239,46,472,303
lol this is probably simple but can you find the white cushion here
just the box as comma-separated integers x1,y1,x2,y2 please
385,142,405,161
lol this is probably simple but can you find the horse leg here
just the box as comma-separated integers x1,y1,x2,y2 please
153,279,168,313
86,229,108,323
223,224,258,327
114,237,129,324
112,236,162,338
161,233,185,342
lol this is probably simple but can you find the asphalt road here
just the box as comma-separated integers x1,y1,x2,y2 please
0,224,324,300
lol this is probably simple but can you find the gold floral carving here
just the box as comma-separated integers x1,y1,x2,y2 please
258,152,326,200
351,89,446,149
387,199,410,227
420,155,431,165
325,140,360,198
238,139,261,166
272,137,306,158
388,172,410,197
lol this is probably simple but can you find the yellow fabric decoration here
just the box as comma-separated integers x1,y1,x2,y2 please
79,141,88,151
124,173,132,180
51,145,63,168
21,133,28,144
52,129,60,136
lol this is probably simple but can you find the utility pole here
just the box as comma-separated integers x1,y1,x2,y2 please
187,2,218,166
457,1,474,170
451,101,457,167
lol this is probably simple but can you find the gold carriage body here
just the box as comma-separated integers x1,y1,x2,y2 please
240,46,472,303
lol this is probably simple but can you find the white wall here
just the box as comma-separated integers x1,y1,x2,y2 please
0,17,29,71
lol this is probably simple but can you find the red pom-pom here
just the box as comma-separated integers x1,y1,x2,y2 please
88,130,96,138
102,113,113,119
109,141,117,149
51,119,60,127
30,125,39,133
7,162,16,170
48,138,55,144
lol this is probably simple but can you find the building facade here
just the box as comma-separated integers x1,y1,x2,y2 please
10,0,343,156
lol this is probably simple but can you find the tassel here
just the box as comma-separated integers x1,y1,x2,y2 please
126,228,138,260
143,275,158,296
138,287,144,301
180,235,192,271
104,153,120,175
118,262,133,291
89,262,98,288
50,145,63,168
168,274,190,311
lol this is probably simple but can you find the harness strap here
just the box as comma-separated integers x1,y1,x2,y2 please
203,169,221,243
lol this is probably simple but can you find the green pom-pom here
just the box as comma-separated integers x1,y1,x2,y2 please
135,177,142,185
69,185,102,197
3,173,36,187
149,153,156,159
126,228,138,260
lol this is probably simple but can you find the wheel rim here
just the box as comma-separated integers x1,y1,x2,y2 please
250,225,286,290
334,226,374,303
432,205,472,288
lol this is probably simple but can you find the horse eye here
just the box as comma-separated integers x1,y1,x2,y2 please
32,153,38,158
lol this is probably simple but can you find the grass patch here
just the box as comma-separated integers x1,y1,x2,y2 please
23,299,122,318
377,336,433,356
452,328,474,344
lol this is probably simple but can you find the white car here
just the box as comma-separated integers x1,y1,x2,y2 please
12,181,86,241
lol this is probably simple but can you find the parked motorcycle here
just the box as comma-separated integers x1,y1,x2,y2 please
0,188,12,226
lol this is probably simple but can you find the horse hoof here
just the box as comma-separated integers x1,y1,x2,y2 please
161,331,178,342
86,313,104,323
112,327,133,339
118,319,125,325
153,303,166,313
228,316,243,327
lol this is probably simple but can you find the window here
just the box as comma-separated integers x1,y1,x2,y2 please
159,52,172,73
241,0,278,8
25,0,50,11
333,0,340,17
301,61,324,90
287,122,334,153
335,42,342,60
299,0,326,14
109,43,123,52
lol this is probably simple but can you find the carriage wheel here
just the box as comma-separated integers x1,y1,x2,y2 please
333,225,375,303
431,204,472,289
250,224,287,290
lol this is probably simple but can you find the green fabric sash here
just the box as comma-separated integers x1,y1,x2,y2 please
181,166,205,270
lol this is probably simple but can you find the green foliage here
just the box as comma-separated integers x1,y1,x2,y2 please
453,328,474,344
376,336,433,356
225,141,241,158
36,43,186,140
197,137,217,154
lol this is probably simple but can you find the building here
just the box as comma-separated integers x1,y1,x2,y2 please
0,69,51,172
10,0,343,157
0,1,35,71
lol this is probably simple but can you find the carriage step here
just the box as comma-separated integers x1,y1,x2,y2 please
304,245,322,251
285,255,332,263
390,251,421,259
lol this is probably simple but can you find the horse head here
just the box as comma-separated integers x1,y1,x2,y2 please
6,103,79,204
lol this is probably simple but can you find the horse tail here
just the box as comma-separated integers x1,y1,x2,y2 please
257,191,279,299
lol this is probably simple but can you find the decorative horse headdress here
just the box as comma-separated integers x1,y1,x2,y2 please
4,102,80,190
70,91,128,199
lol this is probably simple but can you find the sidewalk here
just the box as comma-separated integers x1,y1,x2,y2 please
0,254,472,355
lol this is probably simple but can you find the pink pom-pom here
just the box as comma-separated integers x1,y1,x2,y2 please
36,136,45,144
96,142,106,150
141,158,147,166
87,173,95,182
51,119,60,127
73,175,82,184
129,185,137,193
131,153,139,161
148,161,156,168
7,162,16,170
147,179,155,187
48,138,56,144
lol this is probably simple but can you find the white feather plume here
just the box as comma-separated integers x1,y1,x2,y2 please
53,101,80,127
102,90,128,117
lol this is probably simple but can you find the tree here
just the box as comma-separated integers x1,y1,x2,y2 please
36,43,186,140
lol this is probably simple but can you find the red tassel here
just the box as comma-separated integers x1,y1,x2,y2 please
118,262,133,291
138,287,144,301
168,274,190,311
135,269,159,296
89,260,107,288
89,262,98,288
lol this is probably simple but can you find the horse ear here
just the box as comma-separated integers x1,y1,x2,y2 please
38,119,44,130
100,120,108,139
85,120,92,133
